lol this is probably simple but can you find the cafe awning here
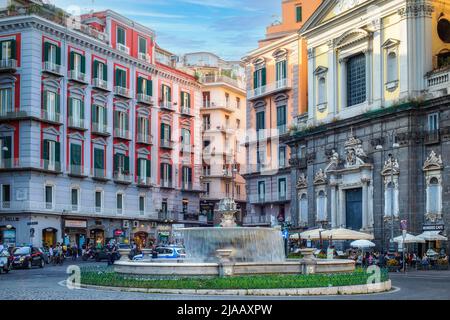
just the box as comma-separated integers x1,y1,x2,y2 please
417,231,448,241
321,228,374,241
393,233,425,244
299,228,325,240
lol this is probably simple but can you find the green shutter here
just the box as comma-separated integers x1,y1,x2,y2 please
92,105,97,123
160,163,164,180
68,98,73,117
42,140,48,161
70,144,82,165
55,141,60,163
55,94,60,114
253,71,257,89
125,113,129,131
160,123,164,140
2,136,11,160
137,158,141,177
81,55,86,73
113,153,118,171
103,107,107,126
187,93,191,108
80,100,84,120
296,6,302,22
94,148,104,170
43,90,48,112
69,52,75,71
115,69,119,87
147,80,152,96
146,160,151,177
137,77,143,94
102,62,107,81
124,156,129,172
261,67,266,86
137,117,141,134
10,40,16,60
0,42,3,61
56,46,61,65
180,92,184,106
114,110,118,129
168,165,172,183
168,86,171,102
93,60,99,79
44,42,50,62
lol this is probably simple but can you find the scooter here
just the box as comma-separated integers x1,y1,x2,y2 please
0,249,12,274
81,248,95,261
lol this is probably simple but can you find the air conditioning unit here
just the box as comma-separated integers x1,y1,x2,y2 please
123,220,130,229
132,220,139,228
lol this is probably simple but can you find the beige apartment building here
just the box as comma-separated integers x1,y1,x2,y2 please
179,52,247,225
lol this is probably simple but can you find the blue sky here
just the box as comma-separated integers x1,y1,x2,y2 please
52,0,281,61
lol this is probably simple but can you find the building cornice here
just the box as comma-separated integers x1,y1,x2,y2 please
242,32,298,63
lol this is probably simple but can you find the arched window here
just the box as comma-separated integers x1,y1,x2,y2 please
318,77,326,105
299,193,308,225
316,190,327,221
428,177,440,214
387,52,398,83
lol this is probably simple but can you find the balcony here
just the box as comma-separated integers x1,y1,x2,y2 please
138,52,151,63
200,192,246,202
42,62,62,76
137,176,152,187
0,158,19,170
158,211,177,221
114,128,130,140
181,182,193,191
201,101,235,113
68,70,87,84
159,101,175,111
247,78,291,101
243,214,272,226
160,180,173,188
91,168,109,181
0,109,28,120
117,43,130,55
40,159,61,172
114,86,130,98
136,133,152,145
180,144,192,153
92,122,110,136
68,164,87,178
160,139,174,149
199,75,245,90
180,106,193,117
181,213,200,222
136,93,154,106
113,170,132,184
426,67,450,97
277,124,287,136
92,78,109,91
0,59,17,72
68,117,86,130
41,110,61,124
425,130,440,145
289,157,307,169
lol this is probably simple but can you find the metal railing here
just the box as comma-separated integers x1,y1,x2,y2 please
159,101,175,111
114,128,130,139
69,164,85,176
114,86,130,98
0,158,19,169
199,75,245,90
92,168,107,179
113,170,132,183
160,139,174,149
117,43,130,54
42,110,61,123
137,176,152,186
247,78,291,100
40,159,61,172
68,117,85,129
68,70,86,83
137,133,152,144
42,61,62,75
158,211,177,221
92,122,109,135
92,78,108,90
180,106,191,115
136,93,154,105
180,144,192,153
243,214,272,225
181,182,193,190
138,52,151,62
160,180,173,188
0,59,17,71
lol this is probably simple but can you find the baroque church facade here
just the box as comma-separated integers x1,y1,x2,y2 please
285,0,450,251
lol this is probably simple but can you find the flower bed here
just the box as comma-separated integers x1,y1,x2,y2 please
79,266,389,290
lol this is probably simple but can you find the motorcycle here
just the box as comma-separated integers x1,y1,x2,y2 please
52,253,64,266
0,249,12,274
82,248,95,261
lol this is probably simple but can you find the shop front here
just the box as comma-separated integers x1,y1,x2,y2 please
0,225,16,247
42,227,57,247
89,227,105,248
157,224,172,245
63,219,88,248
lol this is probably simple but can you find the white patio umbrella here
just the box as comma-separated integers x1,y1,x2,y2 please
299,228,325,240
321,228,374,241
393,233,425,244
350,239,376,248
417,231,448,241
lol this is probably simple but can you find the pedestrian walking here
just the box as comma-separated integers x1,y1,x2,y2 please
72,244,78,261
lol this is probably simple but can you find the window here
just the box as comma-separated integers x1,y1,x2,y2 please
203,182,210,195
93,148,105,177
44,42,61,66
182,200,188,214
95,191,102,213
92,105,107,132
428,177,440,215
71,188,79,211
236,119,240,129
139,196,145,215
115,68,127,88
160,163,172,187
225,183,230,197
70,51,85,74
428,113,439,132
318,77,327,105
93,60,107,82
0,39,15,61
437,51,450,69
69,143,82,174
296,6,302,22
182,166,192,189
117,26,126,46
298,145,306,159
258,181,265,202
43,90,60,121
276,60,287,82
181,128,191,148
116,193,123,214
42,139,60,171
299,193,308,225
138,36,147,55
384,181,399,218
346,53,366,107
277,105,286,133
137,77,152,97
236,97,240,109
316,190,327,221
2,184,10,208
279,146,286,168
114,153,129,175
137,116,149,139
45,185,53,209
0,136,11,168
203,115,211,130
225,115,230,128
69,97,84,127
225,93,230,107
181,91,191,109
114,110,129,136
278,178,286,200
0,88,12,115
137,158,150,183
203,92,210,107
236,185,241,196
161,84,172,105
386,52,398,83
256,111,265,131
253,66,266,89
161,123,171,143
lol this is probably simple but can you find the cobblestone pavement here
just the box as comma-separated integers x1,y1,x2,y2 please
1,260,450,300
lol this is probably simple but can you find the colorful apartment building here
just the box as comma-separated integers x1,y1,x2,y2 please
242,0,322,227
179,52,247,225
0,1,204,249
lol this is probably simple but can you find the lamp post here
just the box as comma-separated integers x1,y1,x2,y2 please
387,131,399,253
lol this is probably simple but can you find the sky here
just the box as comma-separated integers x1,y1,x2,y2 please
50,0,281,61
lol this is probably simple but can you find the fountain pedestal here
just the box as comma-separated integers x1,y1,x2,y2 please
299,248,317,274
118,249,131,261
216,249,235,277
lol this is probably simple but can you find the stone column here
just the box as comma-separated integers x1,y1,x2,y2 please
339,58,347,110
338,187,345,228
330,179,337,228
362,179,369,230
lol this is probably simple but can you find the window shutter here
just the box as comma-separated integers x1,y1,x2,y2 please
43,139,49,161
137,158,141,177
146,159,151,177
253,71,257,89
56,46,61,65
102,63,107,81
113,153,119,171
282,61,287,79
81,55,86,73
43,90,48,112
69,98,73,117
80,100,84,120
10,40,16,60
3,136,11,159
44,42,50,62
168,164,172,182
114,110,118,129
115,69,119,87
187,93,191,108
0,42,3,61
55,94,60,115
91,105,97,124
124,155,130,172
147,79,152,96
167,86,172,102
93,60,99,79
180,92,184,106
137,117,141,134
55,141,60,163
125,113,129,131
261,67,266,86
103,107,107,126
69,52,75,71
160,163,164,180
160,123,164,140
137,77,143,94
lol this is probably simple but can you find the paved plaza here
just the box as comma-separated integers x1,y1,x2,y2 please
1,261,449,300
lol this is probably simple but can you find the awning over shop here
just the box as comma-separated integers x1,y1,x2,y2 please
298,228,325,240
417,231,448,241
321,228,374,241
393,233,425,244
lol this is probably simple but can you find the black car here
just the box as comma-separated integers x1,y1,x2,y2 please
0,249,12,274
12,247,45,269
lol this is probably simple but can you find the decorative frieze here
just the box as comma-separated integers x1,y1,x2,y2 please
398,2,434,18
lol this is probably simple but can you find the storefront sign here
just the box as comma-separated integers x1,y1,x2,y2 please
423,224,445,231
0,216,19,222
114,229,124,237
27,221,38,226
65,220,87,228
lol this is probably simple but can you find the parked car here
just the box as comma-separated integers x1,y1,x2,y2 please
0,249,12,274
12,246,45,269
155,246,186,259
